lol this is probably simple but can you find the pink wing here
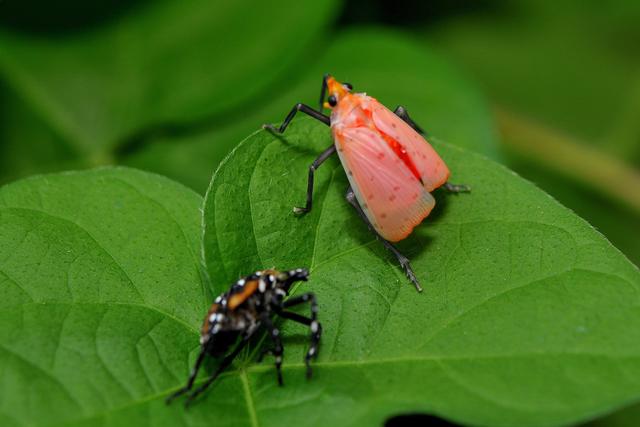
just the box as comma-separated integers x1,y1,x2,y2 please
335,126,436,242
371,102,449,192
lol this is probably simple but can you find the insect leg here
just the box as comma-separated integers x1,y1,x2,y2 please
442,182,471,193
345,187,423,292
165,348,207,404
393,105,426,135
184,333,253,406
280,293,321,378
294,144,337,215
261,313,284,385
267,103,330,134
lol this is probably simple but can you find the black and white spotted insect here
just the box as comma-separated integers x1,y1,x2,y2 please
166,268,321,406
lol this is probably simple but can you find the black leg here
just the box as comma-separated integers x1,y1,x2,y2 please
393,105,426,136
261,314,284,385
165,348,207,404
184,333,253,407
442,182,471,193
281,293,321,378
345,187,423,292
267,103,329,134
294,144,337,215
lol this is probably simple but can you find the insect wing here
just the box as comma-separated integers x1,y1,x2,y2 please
371,102,449,192
336,126,435,242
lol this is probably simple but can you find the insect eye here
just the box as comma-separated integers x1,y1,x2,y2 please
343,82,353,91
328,95,337,107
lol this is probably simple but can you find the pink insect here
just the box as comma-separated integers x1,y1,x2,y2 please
267,75,469,292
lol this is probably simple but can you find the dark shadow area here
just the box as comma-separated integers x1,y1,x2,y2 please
385,413,461,427
338,0,511,27
0,0,152,35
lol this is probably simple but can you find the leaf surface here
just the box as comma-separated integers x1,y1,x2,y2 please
1,120,639,426
202,117,640,426
0,168,215,426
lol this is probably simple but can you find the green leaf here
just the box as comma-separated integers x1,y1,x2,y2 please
124,27,500,193
0,84,83,186
3,122,638,427
0,0,339,152
203,117,640,426
0,167,214,426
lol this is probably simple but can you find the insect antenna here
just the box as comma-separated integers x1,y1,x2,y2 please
319,73,329,110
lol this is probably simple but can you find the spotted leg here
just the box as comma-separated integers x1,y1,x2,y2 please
278,293,322,378
260,313,284,385
165,348,207,404
293,144,337,215
442,182,471,193
394,106,471,193
345,186,423,292
183,332,253,407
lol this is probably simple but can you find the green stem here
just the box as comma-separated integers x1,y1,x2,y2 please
495,107,640,215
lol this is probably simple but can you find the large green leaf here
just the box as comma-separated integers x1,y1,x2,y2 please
0,0,338,153
2,122,638,427
0,167,219,426
203,117,640,426
124,27,500,193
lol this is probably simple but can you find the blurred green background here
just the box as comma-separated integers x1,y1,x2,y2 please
0,0,638,425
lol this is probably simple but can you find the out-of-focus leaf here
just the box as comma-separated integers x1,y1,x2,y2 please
202,117,640,426
124,28,500,193
0,0,339,153
0,84,85,185
422,0,640,269
425,0,640,160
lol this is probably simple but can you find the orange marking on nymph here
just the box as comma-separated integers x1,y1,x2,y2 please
228,280,259,309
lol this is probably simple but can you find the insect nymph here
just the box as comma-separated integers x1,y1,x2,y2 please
166,268,321,406
267,75,469,292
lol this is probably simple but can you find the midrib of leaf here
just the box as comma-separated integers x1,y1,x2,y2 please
36,349,640,426
20,256,637,425
240,369,260,427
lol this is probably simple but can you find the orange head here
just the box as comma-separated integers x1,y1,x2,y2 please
323,74,353,110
